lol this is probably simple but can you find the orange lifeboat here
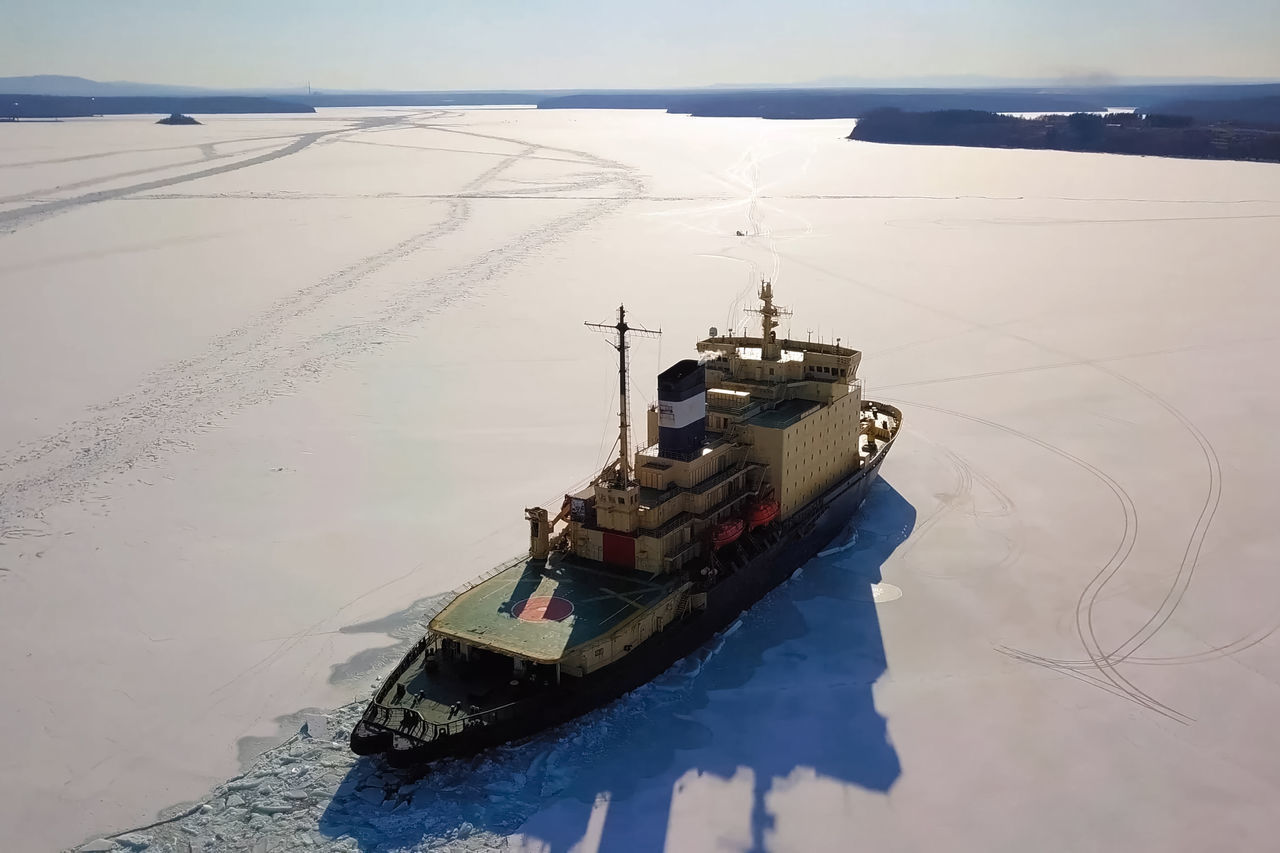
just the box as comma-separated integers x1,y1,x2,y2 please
710,517,745,550
746,497,780,531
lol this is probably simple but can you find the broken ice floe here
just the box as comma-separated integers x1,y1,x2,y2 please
71,564,826,852
71,646,718,852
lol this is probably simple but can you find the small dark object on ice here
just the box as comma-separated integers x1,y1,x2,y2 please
157,113,200,125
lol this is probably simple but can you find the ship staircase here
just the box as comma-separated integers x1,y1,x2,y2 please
648,450,762,571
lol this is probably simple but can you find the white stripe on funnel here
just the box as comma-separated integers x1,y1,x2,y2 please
658,392,706,429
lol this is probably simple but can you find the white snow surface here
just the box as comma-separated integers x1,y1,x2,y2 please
2,108,1280,852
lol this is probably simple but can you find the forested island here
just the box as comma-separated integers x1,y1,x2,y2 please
538,90,1101,117
849,108,1280,163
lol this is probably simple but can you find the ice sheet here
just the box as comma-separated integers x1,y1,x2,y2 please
2,107,1279,852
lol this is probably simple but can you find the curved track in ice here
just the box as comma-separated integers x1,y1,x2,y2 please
0,117,642,540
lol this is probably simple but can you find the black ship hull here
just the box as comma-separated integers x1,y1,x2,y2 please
350,429,896,768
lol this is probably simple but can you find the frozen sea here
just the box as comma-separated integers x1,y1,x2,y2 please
2,108,1280,852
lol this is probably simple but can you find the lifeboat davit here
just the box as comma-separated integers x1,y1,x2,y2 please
710,517,745,550
746,497,780,531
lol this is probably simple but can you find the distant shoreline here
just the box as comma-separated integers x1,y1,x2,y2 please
848,108,1280,164
1,94,313,119
3,81,1280,124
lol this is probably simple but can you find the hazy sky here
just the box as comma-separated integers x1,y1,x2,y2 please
3,0,1278,89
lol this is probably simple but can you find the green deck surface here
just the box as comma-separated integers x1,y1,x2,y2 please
429,555,682,662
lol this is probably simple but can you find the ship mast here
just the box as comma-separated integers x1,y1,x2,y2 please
750,280,791,361
586,306,660,487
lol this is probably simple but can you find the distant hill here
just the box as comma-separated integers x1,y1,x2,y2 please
0,74,217,97
2,94,314,118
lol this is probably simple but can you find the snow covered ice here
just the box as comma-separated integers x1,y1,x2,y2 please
3,108,1280,851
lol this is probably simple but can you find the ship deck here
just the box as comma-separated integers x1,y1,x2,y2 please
374,644,529,733
428,554,683,663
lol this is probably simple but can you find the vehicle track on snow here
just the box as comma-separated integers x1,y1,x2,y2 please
337,136,602,166
871,335,1280,393
0,134,301,170
789,249,1235,684
889,445,970,573
0,142,282,204
694,133,810,334
874,350,1232,672
886,397,1191,723
126,191,676,202
939,447,1022,570
413,122,640,173
893,441,1022,580
1026,367,1227,670
0,125,643,541
0,114,412,233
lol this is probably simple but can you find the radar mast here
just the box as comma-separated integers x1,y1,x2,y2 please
748,280,791,361
586,306,660,486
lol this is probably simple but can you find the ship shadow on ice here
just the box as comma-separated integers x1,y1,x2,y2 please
318,479,912,852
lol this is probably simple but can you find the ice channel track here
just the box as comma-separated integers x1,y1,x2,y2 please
891,444,1021,580
0,133,309,170
0,113,436,233
888,397,1208,724
0,139,288,205
0,115,644,539
927,368,1224,709
785,245,1229,721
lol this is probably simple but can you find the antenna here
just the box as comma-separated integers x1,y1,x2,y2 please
745,279,792,361
585,306,660,487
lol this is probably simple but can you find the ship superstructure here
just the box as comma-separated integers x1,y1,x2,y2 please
351,282,900,764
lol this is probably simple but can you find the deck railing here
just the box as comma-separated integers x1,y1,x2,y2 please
363,694,526,745
421,554,528,626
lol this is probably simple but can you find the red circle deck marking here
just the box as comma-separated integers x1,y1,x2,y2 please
512,595,574,622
